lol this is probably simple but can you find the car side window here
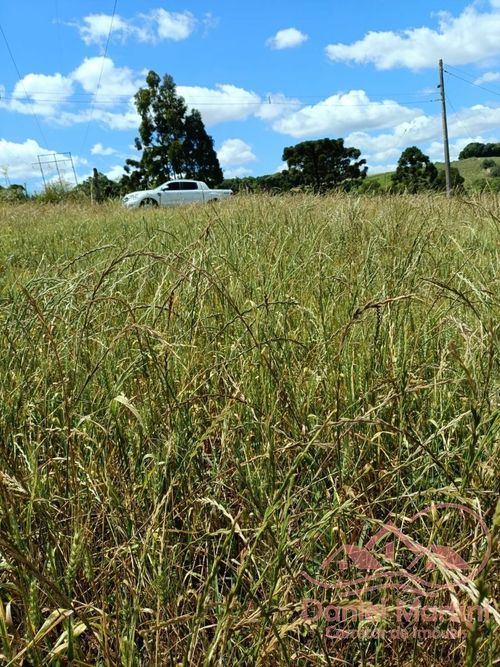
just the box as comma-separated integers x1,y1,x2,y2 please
166,182,180,191
179,182,198,190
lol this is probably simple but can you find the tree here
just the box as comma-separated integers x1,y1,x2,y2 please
282,138,367,192
74,170,121,200
459,142,500,159
123,71,222,191
0,184,27,202
433,167,465,192
391,146,438,193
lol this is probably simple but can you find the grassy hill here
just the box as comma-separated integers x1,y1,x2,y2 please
367,156,500,188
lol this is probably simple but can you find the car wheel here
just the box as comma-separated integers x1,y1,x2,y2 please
140,198,158,208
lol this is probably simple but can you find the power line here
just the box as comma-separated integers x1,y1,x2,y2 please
1,93,439,108
0,90,440,101
0,21,49,146
444,66,500,98
79,0,118,154
1,96,440,107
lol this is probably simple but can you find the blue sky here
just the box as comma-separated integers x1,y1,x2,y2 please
1,0,500,190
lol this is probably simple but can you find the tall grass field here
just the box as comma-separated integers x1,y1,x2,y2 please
0,194,498,665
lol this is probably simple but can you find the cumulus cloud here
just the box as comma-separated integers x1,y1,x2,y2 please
8,73,73,116
326,2,500,69
105,164,127,181
218,139,256,167
474,71,500,85
91,142,116,156
426,136,488,161
272,90,420,138
256,93,302,121
71,57,141,102
266,27,308,50
74,8,197,47
57,103,140,131
368,163,398,175
223,166,253,178
345,104,500,167
178,84,260,125
1,57,141,127
0,138,84,181
78,14,132,46
149,8,196,41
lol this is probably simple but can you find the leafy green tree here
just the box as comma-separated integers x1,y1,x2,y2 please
282,138,367,192
74,170,121,200
391,146,438,193
433,166,465,192
0,184,27,202
459,142,500,159
123,71,222,191
356,179,383,194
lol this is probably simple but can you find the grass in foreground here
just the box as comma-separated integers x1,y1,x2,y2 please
0,193,498,665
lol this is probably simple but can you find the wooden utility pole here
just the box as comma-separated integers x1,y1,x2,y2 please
438,59,452,196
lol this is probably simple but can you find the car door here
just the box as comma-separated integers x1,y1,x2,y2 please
177,181,203,204
159,181,180,206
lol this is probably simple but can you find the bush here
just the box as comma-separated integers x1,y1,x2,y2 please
356,179,383,194
470,176,500,192
0,184,28,202
481,159,496,170
489,165,500,178
32,181,81,203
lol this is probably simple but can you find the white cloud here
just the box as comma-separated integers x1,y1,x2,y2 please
8,73,73,116
71,57,141,102
256,93,302,121
345,104,500,168
0,138,84,181
178,84,260,125
57,103,140,131
272,90,420,138
266,27,308,50
345,115,441,162
0,57,141,130
78,14,132,46
74,8,197,46
148,8,196,41
218,139,256,167
474,71,500,85
91,142,116,156
224,166,253,178
326,2,500,69
105,164,126,181
425,136,487,161
368,163,398,175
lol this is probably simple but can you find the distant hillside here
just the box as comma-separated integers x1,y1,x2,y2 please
367,156,500,188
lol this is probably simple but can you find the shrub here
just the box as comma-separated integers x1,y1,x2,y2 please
0,184,28,202
32,181,79,203
481,159,496,170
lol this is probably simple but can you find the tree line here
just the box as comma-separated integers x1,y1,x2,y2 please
5,70,500,203
458,142,500,160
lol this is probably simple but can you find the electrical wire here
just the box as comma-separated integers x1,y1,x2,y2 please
0,21,49,146
78,0,118,154
1,94,439,108
444,66,500,98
